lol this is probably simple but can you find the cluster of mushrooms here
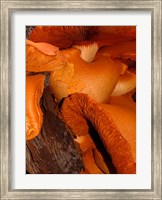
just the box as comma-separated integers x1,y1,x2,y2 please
26,26,136,174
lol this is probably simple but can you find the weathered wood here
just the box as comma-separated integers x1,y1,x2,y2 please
26,87,84,174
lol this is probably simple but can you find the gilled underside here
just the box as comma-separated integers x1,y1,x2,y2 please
26,26,136,174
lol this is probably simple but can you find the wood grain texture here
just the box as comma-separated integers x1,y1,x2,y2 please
26,87,83,174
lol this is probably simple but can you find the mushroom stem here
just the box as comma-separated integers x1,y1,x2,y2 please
73,42,99,62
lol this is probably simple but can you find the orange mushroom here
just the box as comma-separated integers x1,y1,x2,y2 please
61,93,136,174
93,148,110,174
28,26,89,49
49,47,126,103
96,41,136,96
26,40,67,72
97,40,136,61
28,26,136,49
26,74,45,140
82,149,104,174
26,38,135,102
111,71,136,96
26,26,136,174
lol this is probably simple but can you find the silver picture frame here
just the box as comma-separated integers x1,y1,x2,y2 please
0,0,161,199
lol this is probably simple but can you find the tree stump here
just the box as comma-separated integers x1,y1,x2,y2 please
26,87,84,174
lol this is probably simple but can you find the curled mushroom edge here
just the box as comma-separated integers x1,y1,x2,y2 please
26,26,136,174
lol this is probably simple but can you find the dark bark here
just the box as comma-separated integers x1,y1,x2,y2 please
26,87,84,174
26,26,36,39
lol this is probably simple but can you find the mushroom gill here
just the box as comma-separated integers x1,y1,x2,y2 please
28,26,136,49
60,93,136,174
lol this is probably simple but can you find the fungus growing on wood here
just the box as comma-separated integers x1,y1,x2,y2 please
26,26,136,174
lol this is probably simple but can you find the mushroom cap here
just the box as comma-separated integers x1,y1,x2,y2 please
111,71,136,96
97,40,136,61
26,40,67,72
50,48,125,103
101,102,136,161
28,26,136,49
26,74,45,140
